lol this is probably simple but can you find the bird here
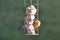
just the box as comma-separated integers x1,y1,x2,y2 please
33,19,41,29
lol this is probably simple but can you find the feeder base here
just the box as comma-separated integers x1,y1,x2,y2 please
25,34,39,35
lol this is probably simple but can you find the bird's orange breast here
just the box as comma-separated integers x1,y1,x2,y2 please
33,21,39,29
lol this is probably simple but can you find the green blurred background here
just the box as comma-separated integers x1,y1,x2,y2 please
0,0,60,40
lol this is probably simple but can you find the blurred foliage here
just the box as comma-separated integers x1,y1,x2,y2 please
0,0,60,40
